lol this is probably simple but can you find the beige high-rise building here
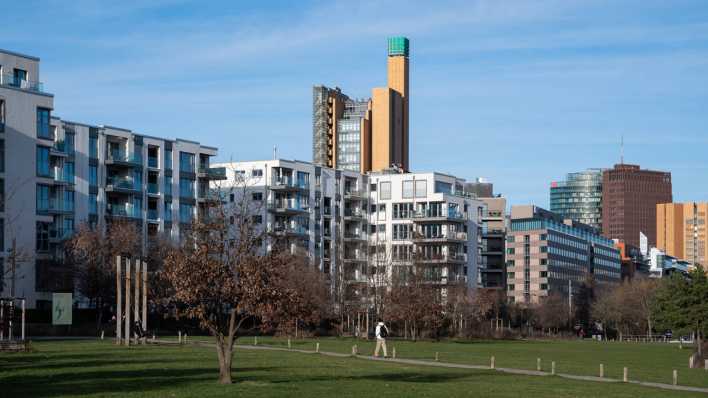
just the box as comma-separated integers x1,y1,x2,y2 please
313,37,409,173
656,202,708,268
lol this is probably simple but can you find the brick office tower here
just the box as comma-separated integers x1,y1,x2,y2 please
602,164,672,247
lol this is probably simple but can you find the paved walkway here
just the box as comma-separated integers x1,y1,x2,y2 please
152,339,708,395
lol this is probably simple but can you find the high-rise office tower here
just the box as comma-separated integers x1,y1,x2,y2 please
657,202,708,268
602,164,672,247
550,169,603,231
312,37,409,173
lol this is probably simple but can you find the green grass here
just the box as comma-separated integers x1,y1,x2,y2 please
1,340,705,397
235,336,708,388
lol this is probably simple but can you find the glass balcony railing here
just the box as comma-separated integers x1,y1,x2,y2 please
147,182,159,194
107,150,142,165
0,73,45,93
271,176,309,189
47,199,73,213
106,203,141,218
148,157,158,168
147,209,159,220
107,176,139,191
53,168,74,184
198,166,226,180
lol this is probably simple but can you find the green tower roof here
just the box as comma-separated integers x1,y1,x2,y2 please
388,37,409,57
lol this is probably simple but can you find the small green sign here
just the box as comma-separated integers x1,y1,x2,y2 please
52,293,73,325
388,37,409,57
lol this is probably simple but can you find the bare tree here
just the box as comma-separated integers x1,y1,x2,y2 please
534,293,569,335
1,178,33,297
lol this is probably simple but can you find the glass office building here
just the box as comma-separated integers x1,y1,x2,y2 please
550,169,603,231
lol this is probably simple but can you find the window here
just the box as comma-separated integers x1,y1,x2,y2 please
89,135,98,159
508,284,515,291
540,246,548,253
402,180,414,199
36,185,50,213
507,235,515,243
0,180,4,212
164,176,172,196
415,180,427,198
179,178,194,198
378,204,386,221
540,271,548,278
64,190,74,211
507,260,515,267
370,183,377,191
13,69,27,86
507,248,515,254
36,146,50,176
540,234,547,241
252,192,263,201
164,201,172,222
0,139,4,172
252,215,263,224
252,169,263,178
179,152,195,173
435,181,452,194
36,222,50,252
379,182,391,200
65,133,75,155
229,193,235,202
540,284,548,290
89,193,97,215
37,108,51,139
64,162,75,184
89,165,98,186
507,272,515,279
179,203,194,223
165,149,172,170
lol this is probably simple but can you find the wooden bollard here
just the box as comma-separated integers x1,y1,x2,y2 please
690,355,695,369
537,358,541,371
316,342,320,353
705,359,708,370
152,334,156,343
673,370,678,386
254,336,258,345
551,361,556,375
100,330,105,340
184,333,188,343
352,344,358,356
600,364,604,378
393,347,396,359
288,338,291,349
490,356,495,369
623,367,628,382
178,331,182,344
435,352,439,362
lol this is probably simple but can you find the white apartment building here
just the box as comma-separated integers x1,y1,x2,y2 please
0,48,222,308
214,160,484,307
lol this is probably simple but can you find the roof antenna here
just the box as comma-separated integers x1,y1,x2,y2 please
273,145,278,160
620,135,624,164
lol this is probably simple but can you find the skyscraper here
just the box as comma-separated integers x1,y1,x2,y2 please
656,202,708,268
312,37,409,173
550,169,603,231
602,164,672,247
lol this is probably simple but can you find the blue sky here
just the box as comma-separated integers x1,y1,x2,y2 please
4,0,708,206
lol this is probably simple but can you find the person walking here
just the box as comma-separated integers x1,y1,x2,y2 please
374,320,389,358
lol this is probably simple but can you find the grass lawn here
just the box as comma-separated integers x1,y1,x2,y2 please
1,340,706,397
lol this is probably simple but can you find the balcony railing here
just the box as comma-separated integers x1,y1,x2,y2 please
147,182,159,195
147,209,159,220
267,201,308,212
271,176,309,190
53,168,74,185
198,166,227,180
343,189,367,199
0,73,45,93
269,225,308,236
46,199,73,213
148,157,158,168
106,203,141,218
344,208,365,218
107,150,142,166
107,176,140,191
413,232,468,241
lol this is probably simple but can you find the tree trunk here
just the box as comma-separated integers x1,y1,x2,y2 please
216,340,233,384
697,329,703,358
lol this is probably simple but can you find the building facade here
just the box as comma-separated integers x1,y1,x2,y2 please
601,164,672,248
479,197,506,289
213,160,483,309
507,206,621,304
550,168,603,231
312,37,409,174
656,202,707,268
0,49,222,308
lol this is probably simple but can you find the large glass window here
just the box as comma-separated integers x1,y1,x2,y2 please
165,149,172,170
179,178,194,198
402,180,414,199
89,165,98,186
36,146,50,176
179,152,195,173
36,185,50,213
415,180,427,198
36,108,51,139
89,136,98,159
379,182,391,200
164,201,172,222
36,222,50,252
64,190,74,212
165,176,172,196
65,133,75,155
64,162,75,184
435,181,452,194
89,193,98,215
179,203,193,223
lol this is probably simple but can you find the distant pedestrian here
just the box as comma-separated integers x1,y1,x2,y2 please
374,320,389,358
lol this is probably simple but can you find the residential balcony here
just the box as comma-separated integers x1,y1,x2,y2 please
39,199,73,215
343,254,367,263
343,231,367,242
106,150,142,168
147,182,159,195
0,73,45,93
483,228,505,237
416,253,467,264
323,206,332,217
147,209,159,222
148,157,159,169
412,210,465,223
198,166,227,180
343,189,367,200
49,141,68,158
343,208,366,221
52,168,74,185
266,201,308,214
413,231,468,243
106,203,141,219
106,176,141,193
270,176,309,191
267,225,309,238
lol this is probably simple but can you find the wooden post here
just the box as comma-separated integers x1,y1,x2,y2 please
100,330,105,340
600,364,604,378
184,333,188,343
116,256,122,345
673,370,677,386
435,352,439,362
134,260,140,339
490,356,495,369
393,347,396,359
352,344,357,356
178,330,182,344
623,367,628,382
124,259,131,346
316,342,320,353
288,338,291,349
551,361,556,375
690,355,694,369
142,261,148,343
254,336,258,345
537,358,541,371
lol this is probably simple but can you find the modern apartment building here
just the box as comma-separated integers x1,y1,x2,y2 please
0,48,222,308
550,168,603,231
465,178,493,199
312,37,410,173
213,159,483,308
656,202,707,268
479,197,507,289
506,206,621,304
602,164,672,248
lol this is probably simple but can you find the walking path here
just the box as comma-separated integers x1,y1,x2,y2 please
152,339,708,395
